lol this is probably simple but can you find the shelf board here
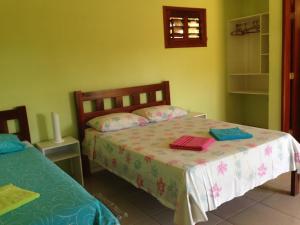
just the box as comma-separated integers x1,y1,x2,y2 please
47,150,80,162
261,33,269,36
36,137,78,150
261,53,269,56
229,13,267,22
229,90,269,95
229,73,269,76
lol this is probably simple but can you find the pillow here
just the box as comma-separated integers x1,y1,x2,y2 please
0,134,26,154
132,105,188,122
87,113,149,132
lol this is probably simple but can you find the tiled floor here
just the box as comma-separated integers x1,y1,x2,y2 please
85,171,300,225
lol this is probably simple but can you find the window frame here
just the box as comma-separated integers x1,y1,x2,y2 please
163,6,207,48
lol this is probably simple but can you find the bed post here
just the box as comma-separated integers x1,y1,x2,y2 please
17,106,31,142
74,91,91,177
291,171,300,196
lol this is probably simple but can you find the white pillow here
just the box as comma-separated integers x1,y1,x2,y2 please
132,105,187,122
87,113,149,132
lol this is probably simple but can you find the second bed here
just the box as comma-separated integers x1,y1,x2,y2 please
75,81,300,225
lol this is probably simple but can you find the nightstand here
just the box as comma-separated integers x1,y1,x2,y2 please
189,112,207,119
36,136,84,186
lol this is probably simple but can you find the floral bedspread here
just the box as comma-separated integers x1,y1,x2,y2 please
83,114,300,225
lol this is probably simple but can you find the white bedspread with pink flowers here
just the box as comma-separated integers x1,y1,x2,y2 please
83,114,300,225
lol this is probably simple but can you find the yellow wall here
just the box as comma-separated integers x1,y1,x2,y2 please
224,0,244,125
225,0,268,18
269,0,282,130
0,0,226,143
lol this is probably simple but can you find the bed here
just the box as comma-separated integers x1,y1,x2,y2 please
0,106,119,225
74,81,300,225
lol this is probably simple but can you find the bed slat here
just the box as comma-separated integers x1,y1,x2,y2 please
147,91,156,103
114,96,123,108
95,99,104,111
131,94,140,105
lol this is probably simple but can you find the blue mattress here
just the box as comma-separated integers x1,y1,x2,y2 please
0,145,119,225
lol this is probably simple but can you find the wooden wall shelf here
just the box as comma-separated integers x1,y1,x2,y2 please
228,13,269,95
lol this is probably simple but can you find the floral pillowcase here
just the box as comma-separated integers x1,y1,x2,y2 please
87,113,149,132
132,105,188,122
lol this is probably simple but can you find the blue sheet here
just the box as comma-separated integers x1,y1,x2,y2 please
0,145,119,225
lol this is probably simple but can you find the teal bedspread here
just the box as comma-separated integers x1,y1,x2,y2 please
0,145,119,225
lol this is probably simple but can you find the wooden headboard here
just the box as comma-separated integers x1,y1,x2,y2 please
0,106,31,142
74,81,171,143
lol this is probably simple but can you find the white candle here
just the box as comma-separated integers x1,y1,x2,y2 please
51,112,63,143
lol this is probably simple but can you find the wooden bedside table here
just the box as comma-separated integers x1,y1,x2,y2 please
36,136,84,186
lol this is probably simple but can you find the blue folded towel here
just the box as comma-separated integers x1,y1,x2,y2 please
209,127,253,141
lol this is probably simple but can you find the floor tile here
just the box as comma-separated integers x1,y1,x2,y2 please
262,172,291,193
151,208,174,225
212,196,256,219
106,194,151,225
262,191,300,219
150,210,223,225
127,189,168,216
215,221,233,225
85,170,300,225
95,192,128,220
228,203,300,225
197,212,223,225
131,216,161,225
85,170,135,197
244,186,274,202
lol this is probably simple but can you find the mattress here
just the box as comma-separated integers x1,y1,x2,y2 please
83,114,300,225
0,145,119,225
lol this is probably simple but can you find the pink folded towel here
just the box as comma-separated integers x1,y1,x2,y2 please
170,135,215,151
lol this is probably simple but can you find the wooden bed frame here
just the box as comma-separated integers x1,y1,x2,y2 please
74,81,299,196
74,81,170,175
0,106,31,142
74,81,170,142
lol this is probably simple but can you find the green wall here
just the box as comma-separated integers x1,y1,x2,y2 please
0,0,226,143
269,0,282,130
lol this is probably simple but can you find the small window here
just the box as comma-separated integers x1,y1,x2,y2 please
163,6,207,48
